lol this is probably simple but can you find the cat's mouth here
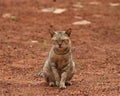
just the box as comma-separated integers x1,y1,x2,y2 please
55,44,67,49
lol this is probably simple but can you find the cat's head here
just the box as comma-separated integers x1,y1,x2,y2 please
49,26,72,49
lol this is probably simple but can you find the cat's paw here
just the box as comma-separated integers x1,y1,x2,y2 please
59,83,66,89
49,82,55,87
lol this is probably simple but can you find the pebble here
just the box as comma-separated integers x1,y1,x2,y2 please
109,3,120,7
41,8,67,14
74,16,82,19
53,8,67,14
31,40,39,43
73,4,84,8
41,8,54,13
2,13,11,18
89,2,101,5
73,20,91,25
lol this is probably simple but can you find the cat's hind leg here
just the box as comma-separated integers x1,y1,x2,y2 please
49,82,55,87
44,72,56,87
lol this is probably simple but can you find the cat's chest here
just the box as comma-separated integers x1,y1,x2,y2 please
54,55,69,69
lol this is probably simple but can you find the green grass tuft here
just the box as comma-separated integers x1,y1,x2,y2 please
41,39,48,50
10,16,17,21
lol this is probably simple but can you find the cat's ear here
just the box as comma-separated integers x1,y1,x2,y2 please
65,28,72,37
48,25,55,37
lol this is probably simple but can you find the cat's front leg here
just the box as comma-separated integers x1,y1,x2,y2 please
51,63,60,86
60,71,67,89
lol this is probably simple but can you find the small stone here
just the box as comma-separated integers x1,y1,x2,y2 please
73,20,91,25
31,40,38,43
41,8,54,13
109,3,120,7
89,2,100,5
73,3,83,8
74,16,82,19
41,8,67,14
2,13,11,18
53,8,67,14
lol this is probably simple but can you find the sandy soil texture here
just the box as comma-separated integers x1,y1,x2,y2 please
0,0,120,96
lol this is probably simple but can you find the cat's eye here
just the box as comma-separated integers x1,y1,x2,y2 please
63,40,69,44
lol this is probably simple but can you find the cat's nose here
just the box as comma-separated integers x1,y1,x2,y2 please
58,44,62,48
58,40,63,48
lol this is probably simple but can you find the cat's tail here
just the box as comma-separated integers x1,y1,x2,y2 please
36,72,44,77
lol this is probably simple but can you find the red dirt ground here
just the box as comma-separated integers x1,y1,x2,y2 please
0,0,120,96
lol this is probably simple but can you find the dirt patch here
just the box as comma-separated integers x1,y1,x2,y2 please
0,0,120,96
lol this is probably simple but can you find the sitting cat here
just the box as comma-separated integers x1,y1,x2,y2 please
40,26,75,89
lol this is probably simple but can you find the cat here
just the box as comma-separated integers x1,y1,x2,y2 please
39,26,75,89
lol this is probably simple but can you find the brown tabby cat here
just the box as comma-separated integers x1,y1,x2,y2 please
40,27,75,89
